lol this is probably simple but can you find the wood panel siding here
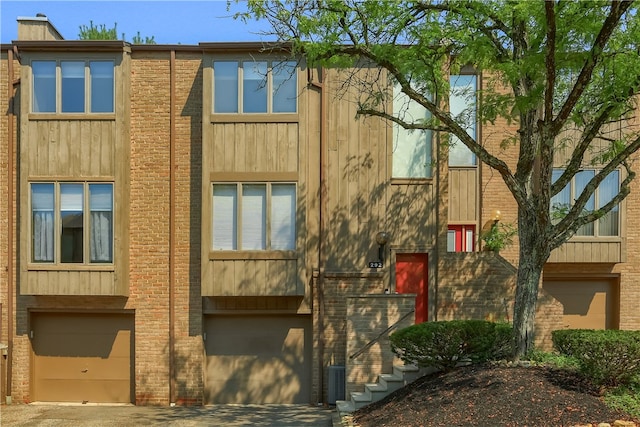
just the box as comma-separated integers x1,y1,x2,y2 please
19,51,130,296
448,167,477,222
201,56,310,298
26,120,116,177
548,240,623,263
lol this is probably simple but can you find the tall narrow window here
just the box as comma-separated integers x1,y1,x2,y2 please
60,184,84,263
243,61,268,113
392,84,432,178
90,61,114,113
272,61,297,113
241,184,267,249
213,61,239,113
271,184,296,250
598,170,619,236
61,61,85,113
32,61,56,113
574,170,595,236
31,183,55,262
212,185,238,250
449,75,477,166
89,184,113,262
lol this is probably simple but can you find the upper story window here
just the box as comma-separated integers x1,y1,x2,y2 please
213,60,297,114
31,182,113,264
212,182,296,251
449,74,477,166
32,60,115,114
392,84,432,178
551,169,620,237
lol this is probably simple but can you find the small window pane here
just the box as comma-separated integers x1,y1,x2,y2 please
449,75,477,166
242,185,266,249
392,84,432,178
60,183,84,263
271,184,296,250
551,169,570,224
89,184,113,262
447,230,456,252
31,183,55,262
61,61,85,113
243,61,268,113
575,170,595,236
90,61,114,113
213,185,237,250
32,61,56,113
214,61,239,113
272,61,297,113
465,228,474,252
598,170,619,236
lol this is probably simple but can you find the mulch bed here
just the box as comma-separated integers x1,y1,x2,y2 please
352,364,639,427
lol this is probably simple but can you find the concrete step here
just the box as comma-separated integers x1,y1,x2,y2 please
336,399,355,414
378,373,405,393
364,382,388,403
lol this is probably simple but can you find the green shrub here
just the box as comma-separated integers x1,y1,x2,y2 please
390,320,513,372
552,329,640,387
525,349,580,370
604,383,640,419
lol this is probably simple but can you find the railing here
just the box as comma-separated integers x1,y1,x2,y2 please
349,308,415,360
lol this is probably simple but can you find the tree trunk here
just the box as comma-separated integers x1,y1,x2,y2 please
512,209,550,359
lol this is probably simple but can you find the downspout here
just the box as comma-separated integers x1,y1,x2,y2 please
169,49,176,405
307,67,326,405
6,46,16,405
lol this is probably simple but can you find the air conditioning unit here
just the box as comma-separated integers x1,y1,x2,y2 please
327,365,345,405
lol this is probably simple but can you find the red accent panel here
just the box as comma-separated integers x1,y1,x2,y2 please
396,253,428,323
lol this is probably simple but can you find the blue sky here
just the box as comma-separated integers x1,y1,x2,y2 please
1,1,275,44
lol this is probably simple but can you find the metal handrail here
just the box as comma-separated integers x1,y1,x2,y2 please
348,308,415,360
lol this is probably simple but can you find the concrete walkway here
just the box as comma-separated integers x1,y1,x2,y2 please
0,403,337,426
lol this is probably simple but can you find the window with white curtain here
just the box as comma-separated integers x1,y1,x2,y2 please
30,182,114,264
32,59,115,114
551,169,620,237
212,183,296,251
213,60,297,114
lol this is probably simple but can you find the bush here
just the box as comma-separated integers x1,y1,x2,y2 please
552,329,640,387
390,320,513,372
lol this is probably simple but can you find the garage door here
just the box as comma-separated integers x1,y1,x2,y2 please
542,279,618,330
203,315,311,404
31,312,134,403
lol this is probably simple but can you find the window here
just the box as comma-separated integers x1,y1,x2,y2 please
31,182,114,264
551,169,620,236
392,84,432,178
447,225,475,252
449,75,477,166
212,183,296,250
32,60,115,113
213,60,297,114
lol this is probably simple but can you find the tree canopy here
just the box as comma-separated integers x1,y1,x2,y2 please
78,21,156,44
240,0,640,357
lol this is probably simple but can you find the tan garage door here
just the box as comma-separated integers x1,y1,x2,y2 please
204,315,311,404
542,279,618,330
31,312,134,403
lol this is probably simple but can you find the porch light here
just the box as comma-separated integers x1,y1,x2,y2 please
376,231,390,265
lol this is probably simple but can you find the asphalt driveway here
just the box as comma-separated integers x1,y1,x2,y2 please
0,403,337,426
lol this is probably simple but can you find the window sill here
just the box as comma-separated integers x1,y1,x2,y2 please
391,177,433,185
29,113,116,121
567,236,622,242
210,113,298,123
27,263,115,272
209,250,297,260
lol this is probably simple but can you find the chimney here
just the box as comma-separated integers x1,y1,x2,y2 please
17,14,64,41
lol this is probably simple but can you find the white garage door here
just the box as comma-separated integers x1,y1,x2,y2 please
542,279,618,330
203,314,312,404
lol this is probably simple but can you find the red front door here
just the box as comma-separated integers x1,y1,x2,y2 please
395,253,428,323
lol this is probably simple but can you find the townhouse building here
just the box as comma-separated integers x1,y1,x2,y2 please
0,15,638,406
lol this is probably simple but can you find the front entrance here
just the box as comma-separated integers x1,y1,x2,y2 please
396,253,428,323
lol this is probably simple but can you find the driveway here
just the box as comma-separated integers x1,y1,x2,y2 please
0,403,337,426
